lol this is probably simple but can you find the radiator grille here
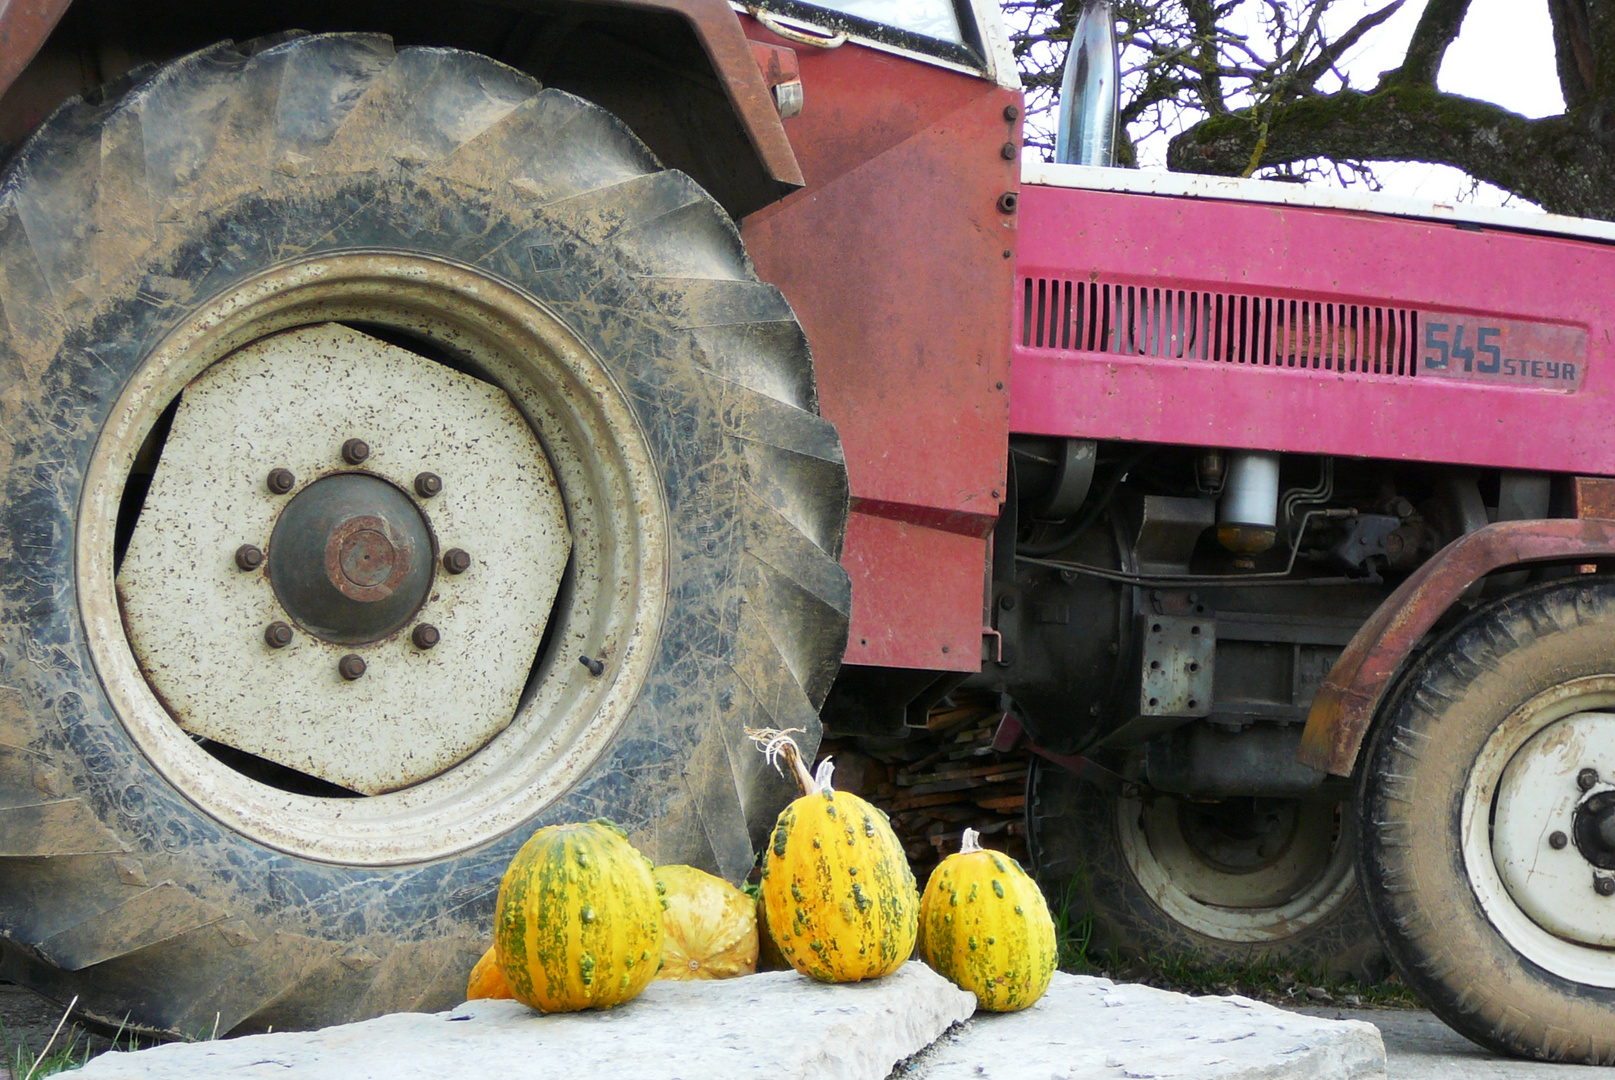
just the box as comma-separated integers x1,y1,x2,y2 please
1021,279,1421,378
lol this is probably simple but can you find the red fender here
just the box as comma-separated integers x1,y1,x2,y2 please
1299,517,1615,776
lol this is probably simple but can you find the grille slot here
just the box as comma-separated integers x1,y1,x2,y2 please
1021,279,1421,377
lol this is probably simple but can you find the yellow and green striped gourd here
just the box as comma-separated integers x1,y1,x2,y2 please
751,728,918,982
494,819,663,1012
918,827,1057,1011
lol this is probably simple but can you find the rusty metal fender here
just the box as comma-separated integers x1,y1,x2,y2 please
1298,517,1615,777
0,0,71,103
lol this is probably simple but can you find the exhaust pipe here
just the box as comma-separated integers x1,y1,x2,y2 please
1054,0,1119,167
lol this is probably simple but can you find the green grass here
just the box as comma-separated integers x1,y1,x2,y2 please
0,1015,96,1079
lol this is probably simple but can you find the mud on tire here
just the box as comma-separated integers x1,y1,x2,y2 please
0,34,848,1035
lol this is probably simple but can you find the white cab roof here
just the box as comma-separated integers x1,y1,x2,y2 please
1022,160,1615,246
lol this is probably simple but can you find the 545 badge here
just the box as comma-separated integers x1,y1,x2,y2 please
1420,314,1586,390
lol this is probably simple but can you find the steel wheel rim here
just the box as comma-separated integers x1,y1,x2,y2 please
1119,789,1358,943
1464,676,1615,986
81,253,668,865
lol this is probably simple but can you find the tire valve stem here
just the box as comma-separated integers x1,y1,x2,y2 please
579,654,605,677
339,654,367,681
1597,875,1615,897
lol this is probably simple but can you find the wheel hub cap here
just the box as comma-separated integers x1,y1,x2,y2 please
116,323,572,795
1492,711,1615,946
269,474,434,643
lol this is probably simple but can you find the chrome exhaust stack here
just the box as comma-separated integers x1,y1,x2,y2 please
1054,0,1119,167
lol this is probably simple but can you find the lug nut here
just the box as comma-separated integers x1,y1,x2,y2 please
235,544,265,571
338,654,367,681
1550,830,1569,849
264,621,294,648
1003,104,1020,122
579,654,605,677
412,624,441,650
341,438,370,466
414,472,443,498
443,548,471,575
266,468,295,495
1598,876,1615,897
1580,768,1601,792
1000,141,1017,160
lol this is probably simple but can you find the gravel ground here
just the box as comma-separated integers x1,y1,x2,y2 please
1294,1007,1615,1078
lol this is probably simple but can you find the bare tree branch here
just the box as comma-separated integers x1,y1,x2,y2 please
1547,0,1595,110
1167,86,1615,216
1386,0,1471,85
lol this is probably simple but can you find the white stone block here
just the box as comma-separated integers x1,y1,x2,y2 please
897,973,1386,1080
75,962,976,1080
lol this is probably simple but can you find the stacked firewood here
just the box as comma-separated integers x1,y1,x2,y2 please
817,695,1031,885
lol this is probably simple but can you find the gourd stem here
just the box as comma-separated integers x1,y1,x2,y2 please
744,727,821,794
960,827,983,854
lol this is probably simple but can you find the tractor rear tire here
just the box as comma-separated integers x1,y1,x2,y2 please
1357,578,1615,1062
1028,758,1384,980
0,34,848,1037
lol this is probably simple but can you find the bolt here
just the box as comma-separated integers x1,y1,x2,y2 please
1598,876,1615,897
414,472,443,498
999,594,1017,610
338,654,367,681
341,438,370,466
266,468,295,495
264,621,293,648
997,191,1019,214
442,548,471,575
1000,141,1017,160
1550,830,1569,849
1003,104,1020,121
235,544,265,571
412,624,441,650
1581,767,1601,792
1002,249,1012,259
579,654,605,676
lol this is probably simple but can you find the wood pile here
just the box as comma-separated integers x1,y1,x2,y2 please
817,696,1031,885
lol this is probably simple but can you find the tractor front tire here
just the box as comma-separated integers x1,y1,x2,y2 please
0,33,848,1036
1358,578,1615,1062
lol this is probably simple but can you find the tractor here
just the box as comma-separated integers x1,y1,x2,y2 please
0,0,1610,1062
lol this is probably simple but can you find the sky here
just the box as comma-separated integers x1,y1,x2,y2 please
1320,0,1562,208
1117,0,1565,210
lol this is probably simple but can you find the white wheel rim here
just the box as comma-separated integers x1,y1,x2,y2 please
1119,790,1358,942
81,254,668,865
1464,677,1615,985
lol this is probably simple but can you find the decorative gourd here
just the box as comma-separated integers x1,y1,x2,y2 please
494,819,664,1012
652,865,758,980
750,727,919,983
918,827,1057,1012
466,945,513,1000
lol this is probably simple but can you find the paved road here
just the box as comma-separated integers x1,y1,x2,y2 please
1297,1006,1615,1078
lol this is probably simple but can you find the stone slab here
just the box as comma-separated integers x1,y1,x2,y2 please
73,962,976,1080
896,973,1387,1080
